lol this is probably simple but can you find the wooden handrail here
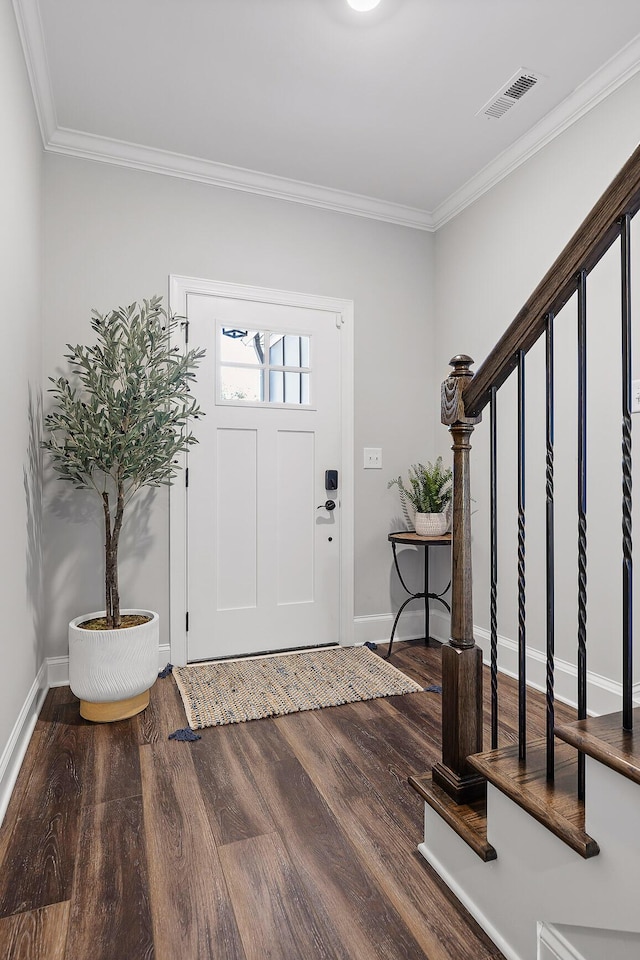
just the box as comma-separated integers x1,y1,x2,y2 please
464,142,640,418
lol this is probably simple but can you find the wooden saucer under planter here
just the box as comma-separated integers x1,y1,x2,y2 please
68,609,159,722
80,689,150,722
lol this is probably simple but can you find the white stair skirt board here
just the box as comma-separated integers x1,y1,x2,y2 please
418,757,640,960
0,660,48,828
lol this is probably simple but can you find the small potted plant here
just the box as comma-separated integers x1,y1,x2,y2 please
388,457,452,536
43,295,204,721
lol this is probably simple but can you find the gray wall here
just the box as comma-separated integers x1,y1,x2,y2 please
0,0,44,754
42,155,435,657
433,71,640,689
35,26,640,696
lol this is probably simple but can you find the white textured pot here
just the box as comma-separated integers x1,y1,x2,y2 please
68,609,159,721
414,512,449,537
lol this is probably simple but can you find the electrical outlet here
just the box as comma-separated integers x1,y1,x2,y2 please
633,380,640,414
364,447,382,469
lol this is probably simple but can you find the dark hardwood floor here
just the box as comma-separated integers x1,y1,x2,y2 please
0,640,560,960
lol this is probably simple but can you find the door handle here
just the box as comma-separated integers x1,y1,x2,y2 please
317,500,336,512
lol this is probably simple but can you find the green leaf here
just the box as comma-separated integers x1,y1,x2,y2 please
42,296,206,624
388,457,452,513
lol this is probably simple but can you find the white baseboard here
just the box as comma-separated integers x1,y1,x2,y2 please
47,644,172,688
427,609,639,717
0,660,48,828
47,654,71,688
471,623,640,717
1,644,173,826
353,609,450,648
156,645,172,671
537,924,586,960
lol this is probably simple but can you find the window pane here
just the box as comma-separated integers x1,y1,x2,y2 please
300,336,310,369
220,329,264,365
284,335,300,367
300,372,310,404
220,366,264,402
269,370,284,403
218,330,311,406
269,334,310,368
269,335,284,366
284,371,302,404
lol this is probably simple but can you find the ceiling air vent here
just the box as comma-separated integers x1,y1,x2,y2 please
477,70,544,120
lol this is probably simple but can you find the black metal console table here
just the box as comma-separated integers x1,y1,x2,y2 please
386,531,452,658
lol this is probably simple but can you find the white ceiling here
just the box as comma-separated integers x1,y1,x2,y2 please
15,0,640,228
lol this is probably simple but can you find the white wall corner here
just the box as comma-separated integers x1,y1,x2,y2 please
0,659,48,827
11,0,58,144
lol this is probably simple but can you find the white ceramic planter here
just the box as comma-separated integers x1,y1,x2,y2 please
414,512,449,537
68,609,159,721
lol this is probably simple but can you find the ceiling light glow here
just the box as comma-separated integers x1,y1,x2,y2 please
347,0,382,11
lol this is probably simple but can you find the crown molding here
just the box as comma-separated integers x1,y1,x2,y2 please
432,32,640,229
45,126,435,230
13,1,433,230
12,0,640,232
12,0,57,143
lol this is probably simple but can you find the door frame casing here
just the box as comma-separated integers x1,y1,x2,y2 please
168,274,355,665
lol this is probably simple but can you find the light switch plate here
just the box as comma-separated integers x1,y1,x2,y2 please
364,447,382,469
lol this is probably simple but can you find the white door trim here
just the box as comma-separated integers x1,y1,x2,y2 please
168,275,354,665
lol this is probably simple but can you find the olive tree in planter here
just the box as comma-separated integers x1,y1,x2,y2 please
43,295,204,721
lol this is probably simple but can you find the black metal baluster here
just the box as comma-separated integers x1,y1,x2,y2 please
490,386,498,749
621,214,633,732
545,313,555,781
577,270,588,802
517,350,526,761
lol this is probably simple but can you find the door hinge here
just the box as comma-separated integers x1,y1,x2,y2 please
335,313,344,329
185,467,189,488
181,318,190,344
186,611,189,632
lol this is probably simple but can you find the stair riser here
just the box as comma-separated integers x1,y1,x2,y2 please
419,757,640,960
585,759,640,851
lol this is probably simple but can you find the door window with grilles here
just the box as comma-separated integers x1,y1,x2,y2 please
217,324,312,407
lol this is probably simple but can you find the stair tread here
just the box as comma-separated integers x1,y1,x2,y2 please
468,738,599,859
555,707,640,786
408,773,497,862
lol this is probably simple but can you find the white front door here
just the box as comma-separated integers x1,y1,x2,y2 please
169,278,353,663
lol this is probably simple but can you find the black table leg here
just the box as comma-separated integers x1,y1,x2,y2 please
386,539,451,658
424,543,430,646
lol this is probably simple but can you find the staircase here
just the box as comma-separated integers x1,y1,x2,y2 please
409,144,640,960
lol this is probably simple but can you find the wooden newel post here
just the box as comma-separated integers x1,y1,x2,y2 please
432,355,486,803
